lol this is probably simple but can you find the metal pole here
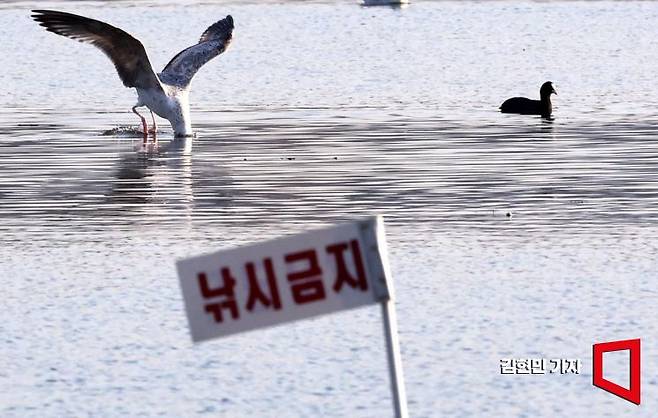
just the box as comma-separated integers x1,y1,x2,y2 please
381,299,408,418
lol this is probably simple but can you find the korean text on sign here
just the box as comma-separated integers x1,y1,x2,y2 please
177,217,391,342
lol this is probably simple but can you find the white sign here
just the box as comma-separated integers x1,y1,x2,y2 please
177,216,392,342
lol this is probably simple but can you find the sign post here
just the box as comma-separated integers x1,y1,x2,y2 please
176,216,408,417
357,216,408,418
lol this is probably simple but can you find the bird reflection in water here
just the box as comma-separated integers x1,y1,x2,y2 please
110,138,194,219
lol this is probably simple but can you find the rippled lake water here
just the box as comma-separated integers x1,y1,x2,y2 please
2,1,658,417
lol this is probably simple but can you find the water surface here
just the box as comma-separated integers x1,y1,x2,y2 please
1,1,658,417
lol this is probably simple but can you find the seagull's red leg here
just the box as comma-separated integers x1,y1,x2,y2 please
132,106,148,144
150,110,158,143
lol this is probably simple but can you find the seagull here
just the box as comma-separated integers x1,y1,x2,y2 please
31,10,234,140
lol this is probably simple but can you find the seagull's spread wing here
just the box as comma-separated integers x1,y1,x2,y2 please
159,15,233,89
31,10,162,90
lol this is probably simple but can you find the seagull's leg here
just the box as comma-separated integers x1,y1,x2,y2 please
132,106,148,143
150,110,158,142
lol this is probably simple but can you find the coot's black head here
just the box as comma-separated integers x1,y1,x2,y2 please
540,81,557,97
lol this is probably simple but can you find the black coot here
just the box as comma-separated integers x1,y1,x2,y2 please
500,81,557,118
